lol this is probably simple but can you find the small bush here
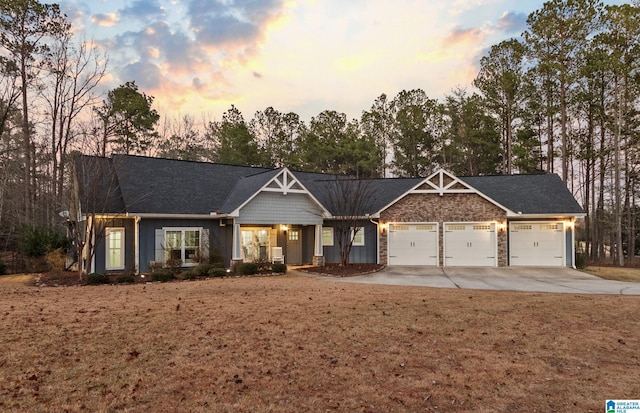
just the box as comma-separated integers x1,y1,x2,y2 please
0,258,6,275
236,262,258,276
208,267,228,278
272,263,287,274
45,248,67,272
180,271,197,280
116,274,135,284
151,269,174,282
165,258,182,274
575,252,588,269
193,263,215,276
86,273,110,285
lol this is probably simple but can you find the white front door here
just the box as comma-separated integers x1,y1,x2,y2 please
105,227,125,270
388,223,438,265
444,222,496,267
509,222,564,266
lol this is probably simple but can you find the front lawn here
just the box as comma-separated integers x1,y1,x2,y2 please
1,273,638,412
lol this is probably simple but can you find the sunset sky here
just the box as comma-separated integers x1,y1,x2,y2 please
56,0,622,123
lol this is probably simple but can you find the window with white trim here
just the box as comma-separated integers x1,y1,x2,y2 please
322,227,334,246
105,227,125,270
164,228,201,265
351,227,365,246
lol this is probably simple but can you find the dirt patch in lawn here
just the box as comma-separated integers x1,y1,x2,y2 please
1,274,639,412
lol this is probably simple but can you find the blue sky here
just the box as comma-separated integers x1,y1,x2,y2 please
55,0,622,122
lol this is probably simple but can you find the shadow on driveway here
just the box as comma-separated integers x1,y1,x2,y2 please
306,266,640,295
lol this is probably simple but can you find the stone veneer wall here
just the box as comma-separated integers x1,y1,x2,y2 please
380,193,508,267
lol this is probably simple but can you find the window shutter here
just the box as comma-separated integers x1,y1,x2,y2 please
200,228,209,261
154,229,165,263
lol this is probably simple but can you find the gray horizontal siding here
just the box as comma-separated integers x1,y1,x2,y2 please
238,192,323,225
138,218,232,271
322,221,378,264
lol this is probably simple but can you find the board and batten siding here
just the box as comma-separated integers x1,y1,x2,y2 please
237,192,323,225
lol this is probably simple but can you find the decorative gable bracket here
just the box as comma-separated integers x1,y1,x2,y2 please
262,170,306,195
411,169,475,197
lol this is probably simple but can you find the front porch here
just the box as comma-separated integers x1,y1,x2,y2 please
231,223,324,266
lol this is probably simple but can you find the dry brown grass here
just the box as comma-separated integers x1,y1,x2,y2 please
585,266,640,282
1,273,639,412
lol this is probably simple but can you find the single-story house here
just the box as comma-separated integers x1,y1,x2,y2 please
70,154,585,273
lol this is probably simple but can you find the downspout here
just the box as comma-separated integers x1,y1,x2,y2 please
135,217,140,274
571,219,576,269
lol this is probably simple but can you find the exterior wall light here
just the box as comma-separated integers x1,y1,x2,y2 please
380,223,388,233
281,224,289,232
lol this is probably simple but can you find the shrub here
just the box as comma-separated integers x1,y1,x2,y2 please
208,267,228,278
0,258,6,276
180,271,197,280
86,273,110,285
193,263,216,277
575,252,588,269
115,274,135,284
271,263,287,274
151,269,174,282
236,262,258,276
165,258,182,274
18,225,69,258
45,248,67,272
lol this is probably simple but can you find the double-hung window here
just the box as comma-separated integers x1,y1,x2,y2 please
351,227,365,246
322,227,334,246
165,228,201,265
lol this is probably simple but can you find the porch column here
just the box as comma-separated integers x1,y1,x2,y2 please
313,224,325,266
232,221,242,266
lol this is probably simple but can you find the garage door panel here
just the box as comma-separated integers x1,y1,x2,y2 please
388,223,438,266
444,223,496,267
510,222,564,266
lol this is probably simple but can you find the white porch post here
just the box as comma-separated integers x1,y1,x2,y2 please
134,217,140,274
313,224,325,266
232,221,242,263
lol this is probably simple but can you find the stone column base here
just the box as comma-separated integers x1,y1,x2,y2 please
230,259,243,271
312,255,325,266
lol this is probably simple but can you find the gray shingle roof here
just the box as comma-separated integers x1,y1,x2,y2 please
76,155,583,217
460,174,584,215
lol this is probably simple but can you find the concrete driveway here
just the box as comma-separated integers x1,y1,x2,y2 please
317,266,640,295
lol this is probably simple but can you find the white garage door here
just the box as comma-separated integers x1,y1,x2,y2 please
388,223,438,265
509,222,564,266
444,222,496,267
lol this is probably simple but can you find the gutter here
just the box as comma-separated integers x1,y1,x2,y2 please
126,212,233,219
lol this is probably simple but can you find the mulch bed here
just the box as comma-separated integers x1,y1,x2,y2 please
300,263,384,277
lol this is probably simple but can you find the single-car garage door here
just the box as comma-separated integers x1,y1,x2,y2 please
388,223,438,265
444,222,496,266
509,222,564,266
